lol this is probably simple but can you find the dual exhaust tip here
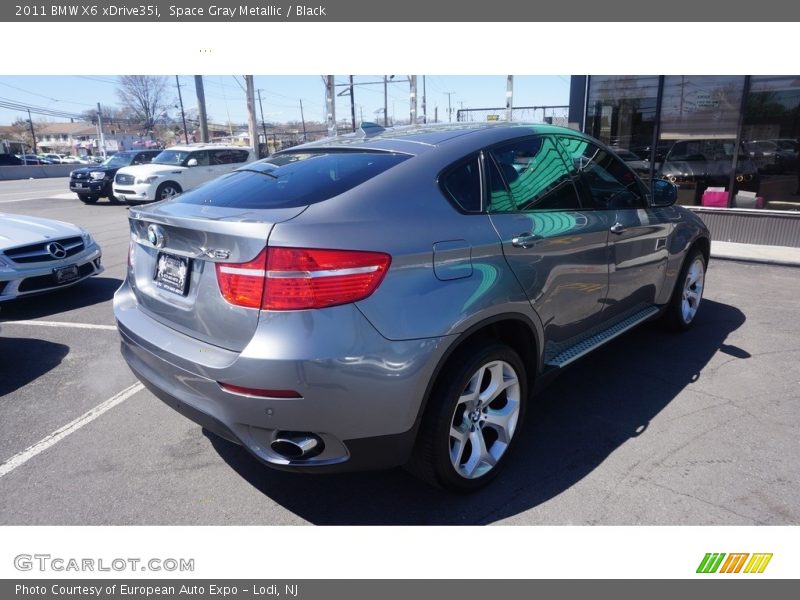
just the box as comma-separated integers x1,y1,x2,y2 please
270,432,324,460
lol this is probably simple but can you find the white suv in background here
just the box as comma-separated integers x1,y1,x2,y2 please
112,144,256,202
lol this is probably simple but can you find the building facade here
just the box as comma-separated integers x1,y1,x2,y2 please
569,76,800,247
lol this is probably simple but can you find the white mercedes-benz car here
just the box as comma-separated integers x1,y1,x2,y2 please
0,213,103,302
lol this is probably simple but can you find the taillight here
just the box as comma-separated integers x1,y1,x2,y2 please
215,247,391,310
215,249,268,309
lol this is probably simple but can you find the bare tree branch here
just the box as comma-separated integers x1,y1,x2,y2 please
116,76,172,132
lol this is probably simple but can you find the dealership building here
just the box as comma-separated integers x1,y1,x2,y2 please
569,76,800,247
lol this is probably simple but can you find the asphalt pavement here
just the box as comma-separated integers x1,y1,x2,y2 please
0,178,798,525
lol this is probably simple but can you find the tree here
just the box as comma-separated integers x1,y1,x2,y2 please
8,117,42,152
116,76,172,132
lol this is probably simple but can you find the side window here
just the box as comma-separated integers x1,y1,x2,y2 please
189,151,209,166
232,149,250,164
441,156,481,212
487,136,581,212
211,150,231,165
557,137,645,209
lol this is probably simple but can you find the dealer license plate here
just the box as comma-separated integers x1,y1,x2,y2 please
154,252,190,296
53,264,79,284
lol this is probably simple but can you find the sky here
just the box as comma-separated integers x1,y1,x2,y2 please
0,75,571,130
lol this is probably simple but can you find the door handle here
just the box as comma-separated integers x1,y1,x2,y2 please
610,222,626,235
511,232,542,248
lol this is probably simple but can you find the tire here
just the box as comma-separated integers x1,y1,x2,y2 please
77,194,98,204
662,248,706,331
155,182,181,201
407,343,528,491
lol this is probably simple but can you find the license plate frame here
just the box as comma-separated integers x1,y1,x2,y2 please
154,252,191,296
53,264,80,284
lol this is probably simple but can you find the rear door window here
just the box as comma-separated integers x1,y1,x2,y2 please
173,151,410,208
487,136,582,212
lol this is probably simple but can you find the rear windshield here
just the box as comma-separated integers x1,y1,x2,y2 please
172,151,410,209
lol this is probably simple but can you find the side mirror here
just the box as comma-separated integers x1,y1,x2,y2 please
187,158,198,167
652,178,678,207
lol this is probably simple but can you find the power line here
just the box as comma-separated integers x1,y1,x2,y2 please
0,81,94,108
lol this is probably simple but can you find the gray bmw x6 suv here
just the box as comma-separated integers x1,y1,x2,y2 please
114,123,710,490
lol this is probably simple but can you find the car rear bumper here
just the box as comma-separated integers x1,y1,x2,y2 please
114,280,449,472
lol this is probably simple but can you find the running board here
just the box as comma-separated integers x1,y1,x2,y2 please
545,306,660,368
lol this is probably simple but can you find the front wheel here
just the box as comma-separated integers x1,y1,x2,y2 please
408,343,527,491
155,182,182,201
663,248,706,331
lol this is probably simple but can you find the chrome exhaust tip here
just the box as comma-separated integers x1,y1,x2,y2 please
271,432,323,459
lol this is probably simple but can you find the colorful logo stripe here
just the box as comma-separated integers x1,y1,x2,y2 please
697,553,772,574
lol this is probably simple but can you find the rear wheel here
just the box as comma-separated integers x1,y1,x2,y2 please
663,248,706,331
156,182,182,201
408,343,527,491
77,194,98,204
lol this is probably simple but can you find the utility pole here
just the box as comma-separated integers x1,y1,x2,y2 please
383,75,388,127
506,75,514,122
194,76,209,143
324,75,336,137
349,75,356,131
422,75,427,124
409,75,417,125
245,76,258,158
176,76,189,144
299,99,307,142
257,89,269,156
444,92,455,123
26,109,37,155
96,102,106,159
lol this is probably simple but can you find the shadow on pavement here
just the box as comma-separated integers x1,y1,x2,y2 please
0,336,69,397
206,299,747,525
0,277,122,321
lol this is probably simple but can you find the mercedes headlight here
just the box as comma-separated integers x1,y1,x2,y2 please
136,175,160,185
89,171,106,180
81,231,94,246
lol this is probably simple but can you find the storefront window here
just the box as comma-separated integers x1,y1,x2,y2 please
656,76,747,207
585,76,658,182
742,76,800,211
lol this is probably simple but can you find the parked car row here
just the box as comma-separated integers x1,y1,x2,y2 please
0,152,100,166
68,143,256,204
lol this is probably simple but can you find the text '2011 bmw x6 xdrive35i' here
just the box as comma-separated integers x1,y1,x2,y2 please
114,123,710,490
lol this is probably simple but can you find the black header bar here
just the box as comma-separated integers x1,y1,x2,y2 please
3,0,800,21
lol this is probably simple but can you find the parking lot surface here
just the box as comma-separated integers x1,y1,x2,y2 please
1,177,798,525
